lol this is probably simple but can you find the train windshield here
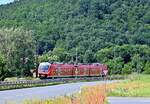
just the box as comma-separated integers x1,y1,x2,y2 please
38,62,50,71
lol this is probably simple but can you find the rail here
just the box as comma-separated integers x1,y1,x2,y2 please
0,75,128,90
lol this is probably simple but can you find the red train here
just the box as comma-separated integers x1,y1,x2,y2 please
38,62,108,78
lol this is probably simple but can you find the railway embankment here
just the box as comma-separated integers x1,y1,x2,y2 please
0,75,126,91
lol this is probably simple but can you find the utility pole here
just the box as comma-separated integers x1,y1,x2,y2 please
112,46,116,75
35,39,38,78
75,48,78,79
75,48,78,64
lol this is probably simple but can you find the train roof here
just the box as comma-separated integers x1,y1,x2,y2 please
42,62,104,65
39,62,50,65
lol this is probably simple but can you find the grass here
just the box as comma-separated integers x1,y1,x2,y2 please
21,74,150,104
4,74,150,104
1,75,125,91
23,85,107,104
0,82,65,91
4,77,41,81
107,74,150,97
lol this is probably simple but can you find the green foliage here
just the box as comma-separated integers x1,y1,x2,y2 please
0,0,150,76
38,51,59,62
0,53,5,66
96,45,150,75
131,54,144,73
52,48,68,62
0,27,35,77
0,0,149,60
143,62,150,74
0,53,7,81
122,62,132,74
105,57,124,74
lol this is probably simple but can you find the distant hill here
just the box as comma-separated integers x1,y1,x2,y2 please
0,0,150,62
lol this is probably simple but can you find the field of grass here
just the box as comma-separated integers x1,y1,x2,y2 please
107,74,150,97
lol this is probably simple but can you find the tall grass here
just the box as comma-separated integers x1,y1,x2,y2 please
107,74,150,97
23,85,107,104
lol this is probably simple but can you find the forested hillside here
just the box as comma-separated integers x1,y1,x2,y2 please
0,0,150,79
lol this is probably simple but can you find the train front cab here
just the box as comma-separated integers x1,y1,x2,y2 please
38,62,50,78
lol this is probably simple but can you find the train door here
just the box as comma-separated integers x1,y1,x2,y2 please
66,65,74,77
72,65,78,77
56,65,61,77
90,64,101,76
78,65,89,76
61,65,69,77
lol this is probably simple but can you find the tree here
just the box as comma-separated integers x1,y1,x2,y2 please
131,54,144,73
0,27,35,77
143,11,150,24
83,50,94,63
38,51,59,62
122,62,132,74
96,45,150,75
0,53,7,81
0,0,149,64
105,57,124,75
143,62,150,74
52,47,67,62
0,0,150,75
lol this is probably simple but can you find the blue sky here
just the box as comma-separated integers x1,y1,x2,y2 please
0,0,14,5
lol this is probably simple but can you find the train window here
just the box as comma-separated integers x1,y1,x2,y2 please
38,62,50,71
93,63,100,66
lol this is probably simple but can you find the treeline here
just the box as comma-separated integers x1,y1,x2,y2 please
96,45,150,74
0,0,150,80
0,0,149,55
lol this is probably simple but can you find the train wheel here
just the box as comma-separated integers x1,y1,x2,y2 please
44,75,47,78
39,74,43,79
102,74,105,77
100,73,106,78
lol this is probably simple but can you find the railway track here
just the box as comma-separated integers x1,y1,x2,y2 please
0,75,127,90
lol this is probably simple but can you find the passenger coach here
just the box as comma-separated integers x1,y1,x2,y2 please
38,62,108,78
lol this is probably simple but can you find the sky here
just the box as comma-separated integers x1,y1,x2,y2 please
0,0,14,5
